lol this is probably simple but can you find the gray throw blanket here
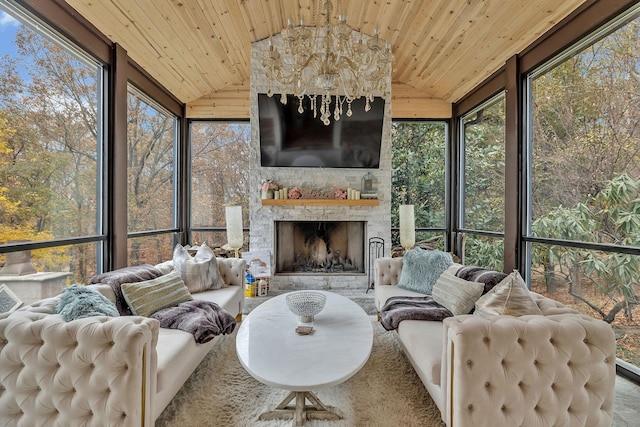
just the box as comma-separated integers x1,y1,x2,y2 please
380,296,453,331
151,299,236,344
89,264,164,316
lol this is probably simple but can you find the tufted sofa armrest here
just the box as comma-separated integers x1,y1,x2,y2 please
217,257,246,287
441,313,616,427
0,311,159,427
374,257,403,286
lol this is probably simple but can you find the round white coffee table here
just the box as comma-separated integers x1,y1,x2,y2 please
236,290,373,426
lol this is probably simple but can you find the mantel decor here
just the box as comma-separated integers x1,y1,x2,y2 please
262,0,392,125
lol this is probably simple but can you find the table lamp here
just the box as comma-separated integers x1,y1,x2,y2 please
399,204,415,251
225,205,243,258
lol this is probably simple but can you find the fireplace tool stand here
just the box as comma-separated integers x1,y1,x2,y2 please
366,237,384,293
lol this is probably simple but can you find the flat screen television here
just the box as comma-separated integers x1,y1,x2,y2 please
258,93,385,168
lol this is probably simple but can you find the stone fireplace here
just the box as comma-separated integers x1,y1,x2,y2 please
248,34,392,292
275,221,365,274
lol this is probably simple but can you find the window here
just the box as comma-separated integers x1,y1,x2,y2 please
189,121,250,248
0,4,104,283
526,7,640,368
459,94,505,271
127,86,177,265
391,121,448,249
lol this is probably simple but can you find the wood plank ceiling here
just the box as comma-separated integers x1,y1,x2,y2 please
64,0,588,118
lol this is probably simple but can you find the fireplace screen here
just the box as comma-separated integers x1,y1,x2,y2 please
275,221,365,274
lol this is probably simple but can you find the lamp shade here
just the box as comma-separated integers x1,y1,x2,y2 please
225,206,243,250
399,204,415,250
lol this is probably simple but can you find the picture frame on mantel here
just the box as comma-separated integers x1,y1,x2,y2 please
0,284,23,314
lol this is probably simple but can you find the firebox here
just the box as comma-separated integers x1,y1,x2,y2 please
275,221,365,274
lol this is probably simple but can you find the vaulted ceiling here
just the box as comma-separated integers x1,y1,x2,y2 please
64,0,588,118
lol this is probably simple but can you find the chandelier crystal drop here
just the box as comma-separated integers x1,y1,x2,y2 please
262,0,393,125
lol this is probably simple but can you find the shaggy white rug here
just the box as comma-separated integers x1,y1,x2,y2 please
156,320,445,427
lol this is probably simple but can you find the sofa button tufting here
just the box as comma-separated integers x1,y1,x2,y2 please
501,405,506,411
483,337,489,343
485,382,490,388
467,404,473,410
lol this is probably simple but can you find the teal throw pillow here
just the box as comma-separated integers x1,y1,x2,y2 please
57,284,119,322
396,248,453,295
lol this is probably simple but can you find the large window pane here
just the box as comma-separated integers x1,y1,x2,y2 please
190,121,249,248
461,95,505,233
527,9,640,369
459,95,505,269
128,234,174,266
127,87,177,263
463,234,504,272
0,6,103,283
391,121,447,247
530,14,640,243
530,243,639,366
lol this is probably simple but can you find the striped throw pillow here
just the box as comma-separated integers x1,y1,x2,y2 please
121,270,193,317
432,271,484,315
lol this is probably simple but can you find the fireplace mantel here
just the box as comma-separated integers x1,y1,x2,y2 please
261,199,379,207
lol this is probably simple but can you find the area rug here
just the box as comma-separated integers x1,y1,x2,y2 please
156,320,446,427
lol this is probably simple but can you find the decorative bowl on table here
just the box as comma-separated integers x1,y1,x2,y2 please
286,291,326,323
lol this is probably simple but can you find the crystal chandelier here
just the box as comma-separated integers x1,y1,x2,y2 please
262,0,393,125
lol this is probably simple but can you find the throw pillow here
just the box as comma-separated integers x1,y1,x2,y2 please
88,264,164,316
432,271,484,316
121,271,193,317
396,248,453,295
474,270,543,317
57,284,119,322
173,243,225,293
455,265,508,295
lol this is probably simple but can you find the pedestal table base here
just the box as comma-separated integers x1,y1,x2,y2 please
258,391,341,426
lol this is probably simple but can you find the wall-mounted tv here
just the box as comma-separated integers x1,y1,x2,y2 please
258,93,385,168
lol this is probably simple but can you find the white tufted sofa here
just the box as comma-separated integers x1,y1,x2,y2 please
374,256,617,427
0,257,246,427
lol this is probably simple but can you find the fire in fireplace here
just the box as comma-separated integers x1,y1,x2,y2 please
275,221,365,274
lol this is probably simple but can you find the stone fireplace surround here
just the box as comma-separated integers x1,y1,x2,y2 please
248,35,392,292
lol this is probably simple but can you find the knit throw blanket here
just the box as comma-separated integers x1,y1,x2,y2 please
379,296,453,331
151,299,237,344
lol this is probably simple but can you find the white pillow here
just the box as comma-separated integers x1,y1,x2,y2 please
474,270,543,317
173,243,225,293
432,271,484,315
